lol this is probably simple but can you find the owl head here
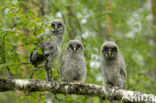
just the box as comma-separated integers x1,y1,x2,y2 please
51,19,65,33
101,41,119,60
67,40,83,53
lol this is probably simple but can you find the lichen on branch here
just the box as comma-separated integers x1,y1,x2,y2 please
0,79,155,103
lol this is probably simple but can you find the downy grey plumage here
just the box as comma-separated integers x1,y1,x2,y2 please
60,40,87,83
101,41,127,89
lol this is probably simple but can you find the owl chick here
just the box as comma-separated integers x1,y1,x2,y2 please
60,40,87,83
30,19,65,80
101,41,127,89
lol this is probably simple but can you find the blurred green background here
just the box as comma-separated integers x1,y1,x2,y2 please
0,0,156,103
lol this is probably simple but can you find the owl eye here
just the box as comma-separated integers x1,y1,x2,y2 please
69,45,73,49
104,47,108,51
57,23,62,28
112,47,117,52
77,45,81,48
102,47,108,54
51,23,55,28
76,45,82,50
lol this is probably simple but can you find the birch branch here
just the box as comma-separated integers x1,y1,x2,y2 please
0,79,155,103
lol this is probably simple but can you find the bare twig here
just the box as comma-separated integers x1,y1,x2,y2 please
2,35,14,78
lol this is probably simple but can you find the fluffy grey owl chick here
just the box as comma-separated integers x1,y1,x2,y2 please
101,41,127,89
60,40,87,83
30,19,65,67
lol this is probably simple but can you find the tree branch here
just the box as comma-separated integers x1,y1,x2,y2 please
0,79,155,102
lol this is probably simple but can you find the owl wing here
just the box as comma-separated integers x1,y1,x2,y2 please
30,51,44,67
37,32,52,46
60,54,67,81
119,55,127,79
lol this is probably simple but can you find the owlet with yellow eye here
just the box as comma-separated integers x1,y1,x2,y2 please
30,19,65,80
101,41,127,89
60,40,87,83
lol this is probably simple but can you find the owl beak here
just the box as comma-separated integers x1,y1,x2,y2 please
74,47,76,51
108,50,111,56
55,25,57,29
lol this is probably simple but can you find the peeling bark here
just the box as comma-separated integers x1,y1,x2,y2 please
0,79,155,103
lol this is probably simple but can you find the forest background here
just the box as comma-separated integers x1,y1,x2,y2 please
0,0,156,103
